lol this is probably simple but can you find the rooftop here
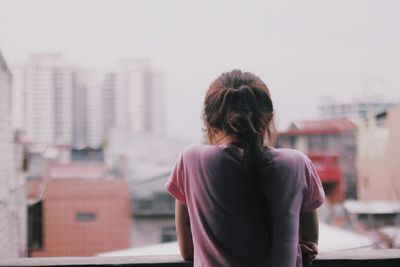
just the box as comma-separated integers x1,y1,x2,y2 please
281,118,357,135
48,163,108,179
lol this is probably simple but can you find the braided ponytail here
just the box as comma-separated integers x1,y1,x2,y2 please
204,70,276,255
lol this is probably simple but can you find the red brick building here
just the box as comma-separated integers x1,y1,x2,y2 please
277,118,357,202
28,164,131,257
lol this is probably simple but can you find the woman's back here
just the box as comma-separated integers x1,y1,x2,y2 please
166,144,324,267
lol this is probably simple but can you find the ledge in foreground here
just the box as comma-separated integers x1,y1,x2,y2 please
0,250,400,267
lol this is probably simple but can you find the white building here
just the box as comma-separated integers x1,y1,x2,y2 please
102,59,164,139
73,69,102,148
101,73,116,142
13,55,164,147
356,105,400,201
12,54,73,145
0,52,27,257
320,97,397,122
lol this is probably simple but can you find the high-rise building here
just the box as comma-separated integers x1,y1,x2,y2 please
72,71,88,147
85,73,103,148
72,70,102,148
102,59,164,139
11,65,25,131
101,73,115,141
13,55,164,147
319,97,398,122
0,51,27,257
12,54,73,145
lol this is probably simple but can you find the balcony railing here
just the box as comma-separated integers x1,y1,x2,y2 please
0,249,400,267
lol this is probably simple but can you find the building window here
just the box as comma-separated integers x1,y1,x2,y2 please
375,112,387,127
76,212,96,222
308,135,323,152
28,201,43,253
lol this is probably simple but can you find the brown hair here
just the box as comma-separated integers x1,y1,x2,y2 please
203,69,276,254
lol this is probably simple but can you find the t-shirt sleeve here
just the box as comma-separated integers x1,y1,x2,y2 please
165,152,187,204
301,158,325,212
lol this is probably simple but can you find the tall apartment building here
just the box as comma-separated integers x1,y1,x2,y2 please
0,52,27,257
101,73,115,141
320,97,398,122
12,54,73,145
102,59,164,139
73,70,102,148
72,71,88,147
13,55,164,147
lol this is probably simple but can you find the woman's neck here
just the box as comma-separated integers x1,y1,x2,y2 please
212,132,237,145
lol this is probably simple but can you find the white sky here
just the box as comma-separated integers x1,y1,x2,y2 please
1,0,399,141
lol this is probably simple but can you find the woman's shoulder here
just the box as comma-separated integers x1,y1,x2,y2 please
270,148,311,167
180,143,222,159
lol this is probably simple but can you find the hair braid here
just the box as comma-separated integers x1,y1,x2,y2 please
203,70,276,255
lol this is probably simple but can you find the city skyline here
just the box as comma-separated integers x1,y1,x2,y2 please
1,0,400,141
11,53,165,147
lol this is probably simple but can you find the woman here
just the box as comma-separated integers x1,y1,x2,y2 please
166,70,325,266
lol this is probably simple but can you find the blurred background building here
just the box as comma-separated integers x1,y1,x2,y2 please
319,97,397,122
357,105,400,201
12,54,164,149
131,175,175,248
104,131,185,247
29,178,131,257
6,53,172,256
0,51,27,258
12,54,73,146
102,59,164,141
72,69,102,148
277,118,357,202
27,147,131,257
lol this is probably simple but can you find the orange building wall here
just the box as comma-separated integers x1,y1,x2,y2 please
31,179,131,257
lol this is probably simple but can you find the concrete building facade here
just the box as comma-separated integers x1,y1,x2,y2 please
0,52,27,258
102,59,164,139
12,54,73,145
101,73,115,143
357,105,400,201
72,70,102,148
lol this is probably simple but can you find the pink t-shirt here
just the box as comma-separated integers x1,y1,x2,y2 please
166,144,325,267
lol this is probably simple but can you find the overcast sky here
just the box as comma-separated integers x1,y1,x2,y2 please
1,0,399,141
